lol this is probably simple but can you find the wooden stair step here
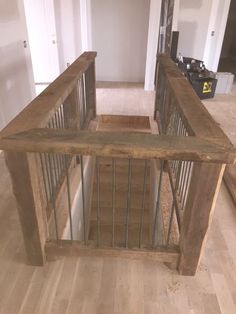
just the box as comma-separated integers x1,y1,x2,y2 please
90,206,150,225
88,224,150,247
92,190,150,209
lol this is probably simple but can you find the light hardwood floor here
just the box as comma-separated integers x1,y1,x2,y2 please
0,83,236,314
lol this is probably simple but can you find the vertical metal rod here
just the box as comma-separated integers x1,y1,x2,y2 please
112,158,116,247
80,155,86,244
44,153,53,202
152,160,164,248
55,111,63,174
66,156,73,242
57,106,67,170
179,161,188,203
48,153,59,242
52,115,61,182
139,160,148,248
166,202,175,247
96,157,101,247
181,162,193,211
125,158,132,248
49,118,59,186
166,160,182,247
39,153,49,204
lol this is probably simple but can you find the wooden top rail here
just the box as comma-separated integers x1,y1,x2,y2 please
0,128,235,163
0,52,97,138
158,55,233,147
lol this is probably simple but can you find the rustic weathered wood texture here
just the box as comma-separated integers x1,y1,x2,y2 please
178,163,225,275
5,152,48,265
154,55,236,275
45,240,179,264
0,51,235,275
0,128,235,164
85,61,97,118
0,52,97,265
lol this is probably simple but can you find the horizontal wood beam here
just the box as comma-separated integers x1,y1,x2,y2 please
0,128,235,163
45,240,179,264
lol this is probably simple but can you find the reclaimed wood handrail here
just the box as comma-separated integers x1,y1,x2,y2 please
157,55,233,145
0,128,236,164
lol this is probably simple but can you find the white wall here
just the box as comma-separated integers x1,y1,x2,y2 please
203,0,231,71
177,0,231,71
91,0,150,82
177,0,213,60
0,0,35,130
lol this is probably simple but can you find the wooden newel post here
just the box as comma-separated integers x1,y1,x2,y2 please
64,87,81,130
178,162,226,276
85,61,97,118
5,151,48,266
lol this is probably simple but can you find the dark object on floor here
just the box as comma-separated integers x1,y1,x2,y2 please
178,56,217,100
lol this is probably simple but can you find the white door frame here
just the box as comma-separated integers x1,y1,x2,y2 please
144,0,180,91
203,0,231,72
80,0,92,51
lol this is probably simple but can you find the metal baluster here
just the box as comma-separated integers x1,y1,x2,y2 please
112,158,116,248
49,119,59,187
48,153,59,241
80,155,86,244
96,157,101,246
55,110,63,174
166,160,182,246
58,106,67,170
52,115,61,182
125,158,132,248
181,162,193,211
139,160,148,248
152,160,164,248
66,156,73,242
39,153,50,204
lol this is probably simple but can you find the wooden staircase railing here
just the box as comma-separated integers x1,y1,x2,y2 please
0,52,235,275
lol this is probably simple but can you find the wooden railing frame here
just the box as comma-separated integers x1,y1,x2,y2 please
0,52,97,265
0,52,235,275
154,55,236,275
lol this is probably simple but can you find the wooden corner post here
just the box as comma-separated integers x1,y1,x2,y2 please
5,151,48,266
178,162,226,276
85,61,97,118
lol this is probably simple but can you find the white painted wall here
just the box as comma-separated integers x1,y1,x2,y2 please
0,0,35,130
177,0,213,61
91,0,150,82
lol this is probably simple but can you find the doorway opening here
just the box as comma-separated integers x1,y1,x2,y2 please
218,0,236,78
